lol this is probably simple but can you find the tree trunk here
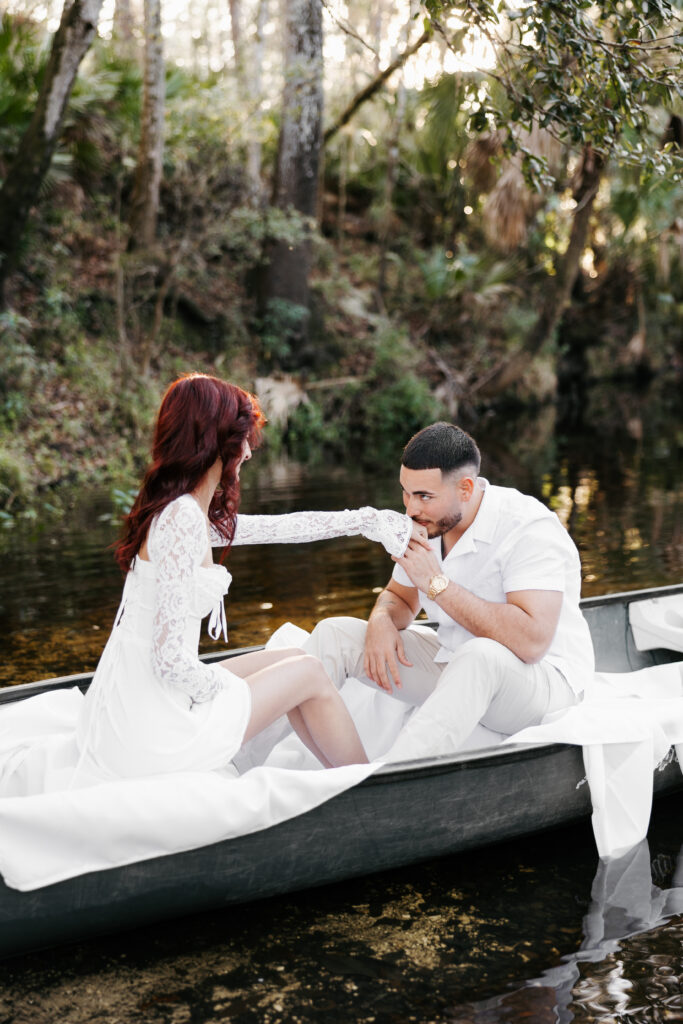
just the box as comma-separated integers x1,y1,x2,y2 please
127,0,165,251
112,0,135,57
474,145,605,398
337,132,350,249
229,0,267,201
370,0,384,74
0,0,104,305
246,0,268,190
259,0,323,356
228,0,246,82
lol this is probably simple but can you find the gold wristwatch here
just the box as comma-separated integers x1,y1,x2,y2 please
427,573,449,601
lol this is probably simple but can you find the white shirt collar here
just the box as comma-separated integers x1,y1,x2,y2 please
443,478,498,561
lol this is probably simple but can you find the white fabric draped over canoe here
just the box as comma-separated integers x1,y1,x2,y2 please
503,661,683,858
0,624,682,891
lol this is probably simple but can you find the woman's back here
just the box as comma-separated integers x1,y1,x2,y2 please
75,495,251,781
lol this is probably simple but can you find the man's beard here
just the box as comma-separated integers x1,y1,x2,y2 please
421,512,462,538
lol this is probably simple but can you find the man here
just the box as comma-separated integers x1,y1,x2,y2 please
304,421,594,761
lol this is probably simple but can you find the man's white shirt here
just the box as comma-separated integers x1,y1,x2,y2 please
391,478,594,694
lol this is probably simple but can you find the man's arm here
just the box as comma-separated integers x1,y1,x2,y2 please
394,541,562,664
364,579,421,692
434,585,562,663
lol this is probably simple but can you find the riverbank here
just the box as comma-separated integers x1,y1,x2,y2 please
0,279,442,515
3,296,681,524
2,142,681,520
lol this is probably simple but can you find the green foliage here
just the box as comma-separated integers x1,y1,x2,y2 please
423,0,682,185
0,26,142,192
393,243,525,374
257,298,310,368
418,246,519,306
0,448,30,510
220,206,309,268
96,484,138,525
287,324,442,467
0,313,39,428
286,399,340,461
0,13,48,164
58,50,142,189
362,330,441,464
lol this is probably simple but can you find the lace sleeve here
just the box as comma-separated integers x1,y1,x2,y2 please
148,497,227,704
210,507,412,557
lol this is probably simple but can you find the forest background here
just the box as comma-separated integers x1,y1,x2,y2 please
0,0,681,519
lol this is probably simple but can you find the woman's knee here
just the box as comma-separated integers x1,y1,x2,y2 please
294,654,337,697
277,646,306,660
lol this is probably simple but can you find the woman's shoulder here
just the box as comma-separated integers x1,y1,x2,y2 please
151,494,206,547
157,492,201,519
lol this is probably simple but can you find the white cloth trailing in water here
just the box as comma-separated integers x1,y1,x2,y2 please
504,661,683,859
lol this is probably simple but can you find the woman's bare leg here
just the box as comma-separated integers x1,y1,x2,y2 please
223,649,334,764
219,647,304,679
284,706,333,767
241,654,367,767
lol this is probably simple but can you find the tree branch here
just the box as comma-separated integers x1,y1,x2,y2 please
323,28,431,145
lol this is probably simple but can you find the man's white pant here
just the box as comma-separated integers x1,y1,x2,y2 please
303,616,578,761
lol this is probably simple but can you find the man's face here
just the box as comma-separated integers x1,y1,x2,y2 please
400,466,469,539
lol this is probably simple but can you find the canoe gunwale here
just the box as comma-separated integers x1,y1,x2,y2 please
368,741,581,781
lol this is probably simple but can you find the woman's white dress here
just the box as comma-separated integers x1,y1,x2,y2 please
74,496,412,782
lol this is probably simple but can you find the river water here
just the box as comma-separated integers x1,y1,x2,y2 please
0,381,681,1021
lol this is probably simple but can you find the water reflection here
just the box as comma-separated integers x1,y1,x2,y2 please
450,835,683,1022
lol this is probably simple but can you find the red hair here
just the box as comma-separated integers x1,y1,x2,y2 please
116,374,265,572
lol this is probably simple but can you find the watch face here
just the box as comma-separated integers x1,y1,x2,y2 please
429,574,448,598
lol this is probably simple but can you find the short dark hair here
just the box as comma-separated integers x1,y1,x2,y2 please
402,422,481,476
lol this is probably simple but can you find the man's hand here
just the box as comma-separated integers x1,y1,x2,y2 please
409,521,431,547
363,612,412,692
392,540,442,594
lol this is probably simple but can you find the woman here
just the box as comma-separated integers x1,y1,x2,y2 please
74,373,422,783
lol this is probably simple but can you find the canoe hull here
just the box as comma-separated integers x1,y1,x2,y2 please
1,583,682,957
